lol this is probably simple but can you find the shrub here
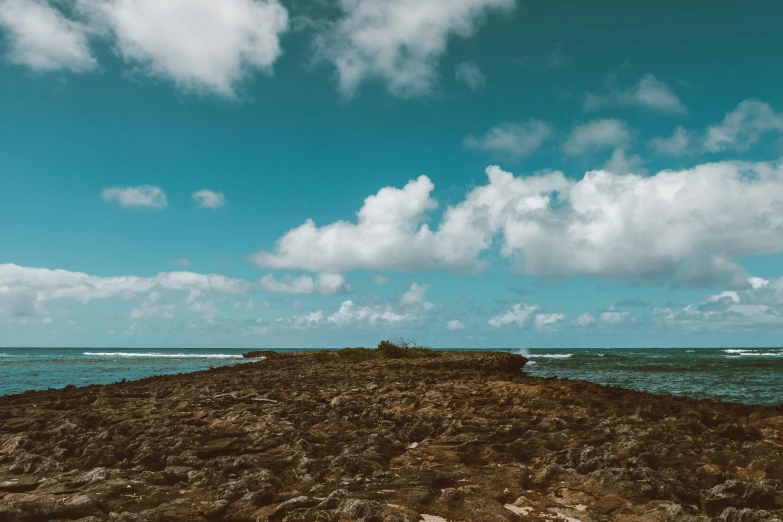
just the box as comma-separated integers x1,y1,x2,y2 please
378,337,437,359
311,338,438,363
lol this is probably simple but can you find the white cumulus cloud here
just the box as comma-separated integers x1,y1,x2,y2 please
534,312,564,330
192,189,226,209
0,0,97,72
327,299,413,326
101,185,167,210
0,263,250,305
488,303,540,328
400,282,430,306
574,313,596,327
0,0,289,96
584,74,686,115
464,119,553,159
704,99,783,153
446,319,465,330
603,147,644,175
563,119,630,156
600,308,629,324
252,174,439,272
654,276,783,331
314,0,514,98
87,0,289,96
649,126,692,156
259,273,350,294
253,158,783,288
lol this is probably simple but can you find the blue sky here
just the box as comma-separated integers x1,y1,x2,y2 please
2,0,783,348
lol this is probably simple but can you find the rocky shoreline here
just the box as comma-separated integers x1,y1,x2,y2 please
0,351,781,521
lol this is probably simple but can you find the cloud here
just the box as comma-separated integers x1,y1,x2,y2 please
171,258,191,267
192,189,226,209
0,0,289,97
372,274,389,285
649,126,692,156
654,276,783,331
599,307,629,324
534,313,564,330
101,185,167,210
259,273,350,294
464,120,554,159
603,147,644,175
252,174,439,272
327,300,413,326
0,0,97,72
446,319,465,330
574,313,596,327
704,99,783,153
129,291,174,319
233,299,257,310
314,0,514,98
0,287,46,318
275,310,324,329
488,303,540,327
488,304,564,331
85,0,289,97
400,282,434,310
563,119,630,156
254,158,783,287
584,74,686,115
0,263,251,306
455,60,485,90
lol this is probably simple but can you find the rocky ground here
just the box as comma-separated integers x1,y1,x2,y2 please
0,351,781,522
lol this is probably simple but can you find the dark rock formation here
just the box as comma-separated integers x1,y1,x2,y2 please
242,350,278,359
0,351,781,521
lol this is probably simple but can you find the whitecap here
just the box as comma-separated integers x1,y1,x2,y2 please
723,349,782,356
83,352,243,359
526,354,572,359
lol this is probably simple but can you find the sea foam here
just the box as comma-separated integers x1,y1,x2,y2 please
83,352,243,359
723,349,782,357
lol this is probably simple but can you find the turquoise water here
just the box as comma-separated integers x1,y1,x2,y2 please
513,347,782,405
0,347,781,405
0,348,251,396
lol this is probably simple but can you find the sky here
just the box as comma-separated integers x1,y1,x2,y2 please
1,0,783,348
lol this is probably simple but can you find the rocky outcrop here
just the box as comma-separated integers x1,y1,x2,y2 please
0,351,781,521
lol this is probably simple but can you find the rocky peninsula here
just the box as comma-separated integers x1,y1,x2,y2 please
0,349,781,521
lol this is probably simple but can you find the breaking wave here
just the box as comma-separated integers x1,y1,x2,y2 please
83,352,243,359
723,349,783,357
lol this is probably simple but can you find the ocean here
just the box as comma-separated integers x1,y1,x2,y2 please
0,347,781,405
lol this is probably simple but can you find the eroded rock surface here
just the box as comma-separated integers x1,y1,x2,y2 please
0,351,781,521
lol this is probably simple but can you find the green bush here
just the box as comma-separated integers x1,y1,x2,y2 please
313,338,438,363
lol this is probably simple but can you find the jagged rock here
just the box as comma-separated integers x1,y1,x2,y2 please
0,351,780,521
701,480,780,516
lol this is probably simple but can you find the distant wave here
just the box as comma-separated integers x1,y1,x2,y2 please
0,353,9,357
526,354,572,359
723,349,782,357
83,352,243,359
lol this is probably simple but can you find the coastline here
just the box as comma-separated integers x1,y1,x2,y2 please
1,351,781,521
